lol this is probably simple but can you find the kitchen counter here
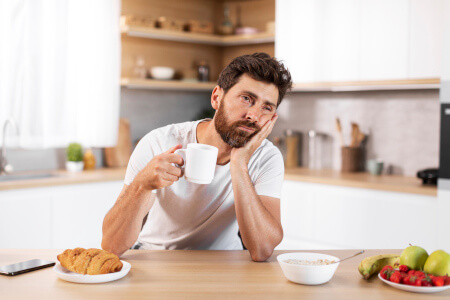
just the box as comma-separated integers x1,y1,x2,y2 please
1,249,447,299
0,167,436,196
0,168,126,191
285,167,437,196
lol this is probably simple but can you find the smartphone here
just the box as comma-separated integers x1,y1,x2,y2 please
0,259,55,276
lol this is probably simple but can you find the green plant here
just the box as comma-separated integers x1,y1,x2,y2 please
66,143,83,162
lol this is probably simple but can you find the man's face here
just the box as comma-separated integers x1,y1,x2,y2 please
214,74,278,148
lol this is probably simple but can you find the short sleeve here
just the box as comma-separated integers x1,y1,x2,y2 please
253,146,285,199
124,132,157,192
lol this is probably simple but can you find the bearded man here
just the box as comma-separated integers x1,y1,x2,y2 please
102,53,293,262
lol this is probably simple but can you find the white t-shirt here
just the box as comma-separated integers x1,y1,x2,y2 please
124,119,284,250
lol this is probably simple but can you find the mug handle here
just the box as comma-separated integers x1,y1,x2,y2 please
174,149,186,174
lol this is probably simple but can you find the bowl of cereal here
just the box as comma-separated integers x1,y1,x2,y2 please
277,252,340,285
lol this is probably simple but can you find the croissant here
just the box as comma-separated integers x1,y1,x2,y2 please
57,248,123,275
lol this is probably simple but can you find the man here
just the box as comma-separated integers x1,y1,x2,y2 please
102,53,292,262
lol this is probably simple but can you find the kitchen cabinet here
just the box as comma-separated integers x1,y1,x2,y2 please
121,0,275,91
276,0,444,86
277,180,438,251
0,181,123,249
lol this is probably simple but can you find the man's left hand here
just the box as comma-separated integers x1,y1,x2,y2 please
230,113,278,166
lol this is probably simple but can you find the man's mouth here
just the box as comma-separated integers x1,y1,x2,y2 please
238,126,256,133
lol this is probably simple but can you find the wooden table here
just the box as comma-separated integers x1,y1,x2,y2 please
0,249,448,299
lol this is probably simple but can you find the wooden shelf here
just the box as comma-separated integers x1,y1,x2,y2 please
121,25,275,46
291,78,440,92
120,78,216,91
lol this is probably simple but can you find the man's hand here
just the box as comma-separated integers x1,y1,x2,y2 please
134,144,184,191
230,113,278,166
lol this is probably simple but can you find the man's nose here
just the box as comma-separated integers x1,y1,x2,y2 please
245,106,261,123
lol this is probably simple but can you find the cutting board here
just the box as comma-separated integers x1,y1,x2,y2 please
104,118,132,168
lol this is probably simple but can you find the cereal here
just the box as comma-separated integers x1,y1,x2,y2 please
284,258,335,265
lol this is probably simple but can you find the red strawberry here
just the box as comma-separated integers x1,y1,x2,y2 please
390,271,402,284
399,265,409,273
380,265,394,280
407,270,416,276
415,271,425,278
444,275,450,286
421,278,433,287
402,275,411,284
432,276,445,287
406,276,421,286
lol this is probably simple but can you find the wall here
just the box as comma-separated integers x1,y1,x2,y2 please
270,89,440,177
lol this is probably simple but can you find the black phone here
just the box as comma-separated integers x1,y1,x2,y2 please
0,259,55,276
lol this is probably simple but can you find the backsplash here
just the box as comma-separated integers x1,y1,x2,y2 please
270,89,440,176
6,88,439,177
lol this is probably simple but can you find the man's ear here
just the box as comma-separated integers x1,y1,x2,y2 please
211,85,223,110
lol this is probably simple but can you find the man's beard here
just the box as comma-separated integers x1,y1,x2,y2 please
214,101,261,148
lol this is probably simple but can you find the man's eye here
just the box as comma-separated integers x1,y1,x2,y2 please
242,96,250,102
264,107,272,111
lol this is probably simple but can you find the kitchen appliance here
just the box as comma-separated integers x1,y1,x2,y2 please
418,168,439,185
308,130,330,170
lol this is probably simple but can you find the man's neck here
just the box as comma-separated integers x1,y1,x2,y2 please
196,119,232,165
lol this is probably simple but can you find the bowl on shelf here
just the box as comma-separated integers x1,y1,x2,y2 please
150,66,175,80
277,252,340,285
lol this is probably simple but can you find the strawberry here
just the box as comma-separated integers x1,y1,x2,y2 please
444,275,450,286
407,270,416,276
399,265,409,273
390,271,402,284
432,276,445,287
421,278,433,287
405,275,421,286
415,271,425,278
402,275,411,284
380,265,394,280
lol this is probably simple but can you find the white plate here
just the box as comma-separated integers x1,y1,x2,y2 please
54,261,131,284
378,273,450,293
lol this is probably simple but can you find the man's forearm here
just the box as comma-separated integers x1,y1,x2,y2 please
101,181,153,257
230,162,283,262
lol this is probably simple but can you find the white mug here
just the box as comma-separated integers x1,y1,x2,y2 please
174,143,218,184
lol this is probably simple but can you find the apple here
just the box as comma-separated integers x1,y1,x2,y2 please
400,245,428,270
424,250,450,276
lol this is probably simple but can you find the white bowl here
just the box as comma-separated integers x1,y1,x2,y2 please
150,66,175,80
277,252,340,285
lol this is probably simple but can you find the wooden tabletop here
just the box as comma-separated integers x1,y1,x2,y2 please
0,249,447,299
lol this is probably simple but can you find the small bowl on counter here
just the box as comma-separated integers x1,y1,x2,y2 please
150,66,175,80
277,252,340,285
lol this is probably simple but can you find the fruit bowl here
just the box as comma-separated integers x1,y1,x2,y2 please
378,272,450,294
277,252,340,285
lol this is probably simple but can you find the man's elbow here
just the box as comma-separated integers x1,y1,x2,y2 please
101,238,128,258
249,247,274,262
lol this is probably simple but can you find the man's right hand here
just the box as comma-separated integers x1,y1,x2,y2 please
134,144,184,191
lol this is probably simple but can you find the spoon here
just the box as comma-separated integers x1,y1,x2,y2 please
333,250,365,264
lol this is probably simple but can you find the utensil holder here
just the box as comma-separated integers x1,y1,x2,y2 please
341,146,364,172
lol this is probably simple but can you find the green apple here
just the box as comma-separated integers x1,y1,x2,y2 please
400,245,428,270
424,250,450,276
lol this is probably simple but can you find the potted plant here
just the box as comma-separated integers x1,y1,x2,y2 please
66,143,84,172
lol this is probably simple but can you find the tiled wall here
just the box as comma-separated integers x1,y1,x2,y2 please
8,89,439,177
270,89,440,176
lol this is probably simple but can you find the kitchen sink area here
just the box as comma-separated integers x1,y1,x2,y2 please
0,173,58,182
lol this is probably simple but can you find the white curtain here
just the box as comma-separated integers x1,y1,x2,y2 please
0,0,121,148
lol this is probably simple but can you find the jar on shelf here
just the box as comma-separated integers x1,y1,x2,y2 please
197,60,210,82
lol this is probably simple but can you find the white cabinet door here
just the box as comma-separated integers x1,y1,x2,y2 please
51,181,123,249
409,0,444,79
359,0,409,80
275,0,317,83
278,180,438,251
0,189,52,248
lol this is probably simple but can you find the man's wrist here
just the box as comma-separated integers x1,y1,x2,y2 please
230,159,249,172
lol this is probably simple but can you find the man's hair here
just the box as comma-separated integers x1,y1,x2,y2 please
217,52,293,106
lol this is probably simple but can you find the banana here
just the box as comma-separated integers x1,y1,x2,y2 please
358,254,400,279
